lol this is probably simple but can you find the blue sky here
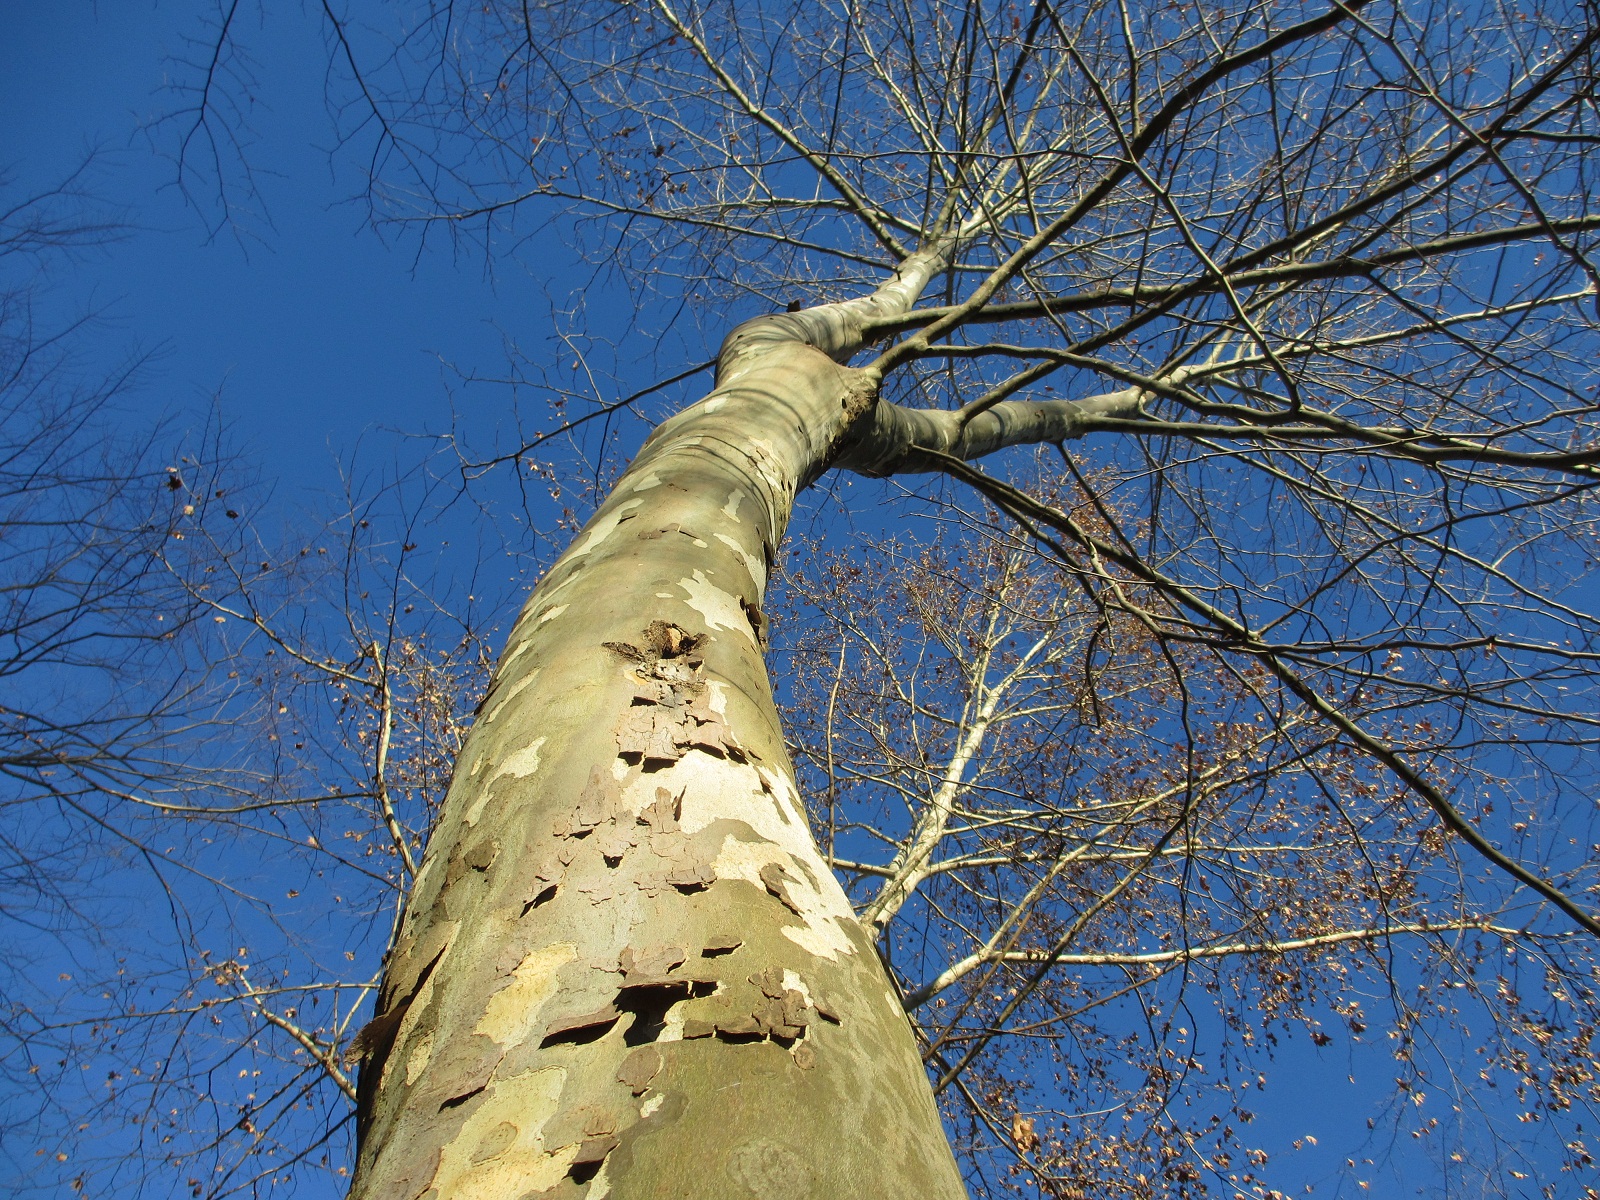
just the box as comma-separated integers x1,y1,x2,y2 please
1,1,571,501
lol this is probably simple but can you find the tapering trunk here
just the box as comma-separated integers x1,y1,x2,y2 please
348,263,969,1198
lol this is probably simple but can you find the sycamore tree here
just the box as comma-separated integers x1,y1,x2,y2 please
111,0,1600,1195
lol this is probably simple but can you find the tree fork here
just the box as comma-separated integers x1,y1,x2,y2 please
349,262,969,1199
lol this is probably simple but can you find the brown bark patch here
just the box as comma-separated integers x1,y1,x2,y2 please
541,1004,622,1047
758,862,804,915
616,1046,663,1096
615,650,748,769
619,945,688,979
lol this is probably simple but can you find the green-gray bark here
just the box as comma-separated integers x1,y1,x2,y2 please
348,254,974,1199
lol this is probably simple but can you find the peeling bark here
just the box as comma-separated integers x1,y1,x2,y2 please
349,253,969,1199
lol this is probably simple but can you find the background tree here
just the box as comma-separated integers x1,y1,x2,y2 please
779,484,1597,1195
12,0,1600,1195
0,167,163,909
0,168,501,1200
3,454,506,1196
0,167,221,1164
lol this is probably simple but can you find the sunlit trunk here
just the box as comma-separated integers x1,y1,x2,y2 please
348,258,969,1198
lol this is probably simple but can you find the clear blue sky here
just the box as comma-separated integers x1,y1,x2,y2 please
1,1,570,502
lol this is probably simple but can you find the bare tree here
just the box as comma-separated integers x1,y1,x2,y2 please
0,164,489,1197
0,167,161,861
2,450,513,1197
779,481,1598,1195
0,165,195,1089
0,167,317,1191
113,0,1600,1195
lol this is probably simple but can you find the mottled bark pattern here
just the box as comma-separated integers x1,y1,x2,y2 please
350,262,968,1198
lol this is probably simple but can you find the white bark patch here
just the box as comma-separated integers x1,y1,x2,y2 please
500,638,535,669
678,570,756,644
536,604,568,625
568,499,643,559
656,1000,688,1043
667,754,780,847
782,921,856,960
665,754,845,909
475,943,578,1045
711,835,856,961
500,572,580,667
781,969,812,1004
639,1094,665,1118
714,533,767,597
721,490,742,520
754,766,813,836
426,1067,574,1200
708,836,783,889
469,738,546,823
631,472,662,491
647,750,854,951
701,395,727,413
493,738,547,782
525,566,580,612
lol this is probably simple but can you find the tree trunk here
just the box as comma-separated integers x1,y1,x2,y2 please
349,258,969,1199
